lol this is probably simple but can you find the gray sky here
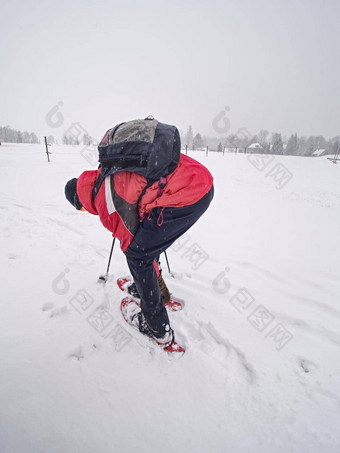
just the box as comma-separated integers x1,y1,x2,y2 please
1,0,339,141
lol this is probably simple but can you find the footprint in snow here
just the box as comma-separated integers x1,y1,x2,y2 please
184,320,255,382
41,302,54,312
298,357,318,374
8,253,19,260
49,306,69,318
67,344,97,361
68,345,85,361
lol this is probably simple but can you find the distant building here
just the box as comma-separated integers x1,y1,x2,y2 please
312,149,327,157
247,142,264,153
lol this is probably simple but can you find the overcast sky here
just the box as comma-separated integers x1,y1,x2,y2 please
1,0,339,142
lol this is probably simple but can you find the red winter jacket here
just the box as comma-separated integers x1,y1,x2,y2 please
76,153,213,251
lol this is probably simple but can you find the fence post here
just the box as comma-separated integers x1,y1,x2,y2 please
185,144,188,155
44,136,50,162
206,146,209,157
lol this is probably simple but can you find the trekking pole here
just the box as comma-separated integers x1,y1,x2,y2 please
164,250,173,277
99,237,116,282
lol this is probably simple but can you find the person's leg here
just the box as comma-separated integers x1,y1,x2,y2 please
125,186,214,335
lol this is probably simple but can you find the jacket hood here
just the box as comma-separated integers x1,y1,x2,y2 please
76,170,99,215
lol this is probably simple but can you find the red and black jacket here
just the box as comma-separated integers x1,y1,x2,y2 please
76,153,213,252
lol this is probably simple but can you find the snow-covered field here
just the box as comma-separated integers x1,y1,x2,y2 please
1,143,339,453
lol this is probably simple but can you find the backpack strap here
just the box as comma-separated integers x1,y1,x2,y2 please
93,174,167,211
136,179,154,206
136,176,167,208
92,123,125,202
92,173,105,202
157,177,167,197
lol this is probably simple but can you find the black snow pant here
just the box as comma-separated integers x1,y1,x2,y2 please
125,185,214,335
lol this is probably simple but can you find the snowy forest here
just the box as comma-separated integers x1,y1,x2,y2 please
182,125,340,157
0,126,39,144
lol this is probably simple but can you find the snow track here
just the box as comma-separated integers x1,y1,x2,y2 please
1,144,340,453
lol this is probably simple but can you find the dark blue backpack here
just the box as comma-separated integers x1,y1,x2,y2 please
91,117,181,234
97,116,181,180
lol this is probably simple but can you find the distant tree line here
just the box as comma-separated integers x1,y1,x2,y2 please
0,126,39,144
182,125,340,157
62,133,96,146
2,123,339,158
0,126,98,147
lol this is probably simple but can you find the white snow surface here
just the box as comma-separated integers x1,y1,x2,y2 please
1,143,340,453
